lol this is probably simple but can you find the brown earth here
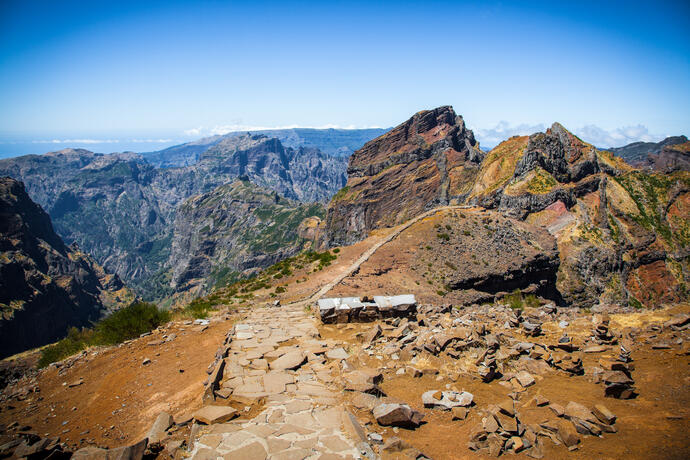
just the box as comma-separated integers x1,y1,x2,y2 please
319,303,690,460
0,313,238,450
1,205,689,459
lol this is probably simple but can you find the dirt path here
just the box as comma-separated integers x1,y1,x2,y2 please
292,205,471,307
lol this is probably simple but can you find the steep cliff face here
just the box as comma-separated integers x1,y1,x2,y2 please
0,177,133,358
468,123,689,308
0,137,345,296
326,106,484,245
166,180,324,294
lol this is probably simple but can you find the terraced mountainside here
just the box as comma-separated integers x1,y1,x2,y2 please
0,135,346,297
0,177,133,358
327,107,690,308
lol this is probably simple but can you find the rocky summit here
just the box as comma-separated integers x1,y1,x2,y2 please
326,106,484,246
0,177,133,358
327,110,690,308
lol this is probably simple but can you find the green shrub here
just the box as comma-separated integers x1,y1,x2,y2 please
39,301,169,367
96,301,170,344
333,248,340,253
437,232,450,241
524,294,541,309
38,327,94,368
505,289,524,310
628,297,644,309
183,298,218,319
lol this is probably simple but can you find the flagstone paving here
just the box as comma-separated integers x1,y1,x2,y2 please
187,305,371,460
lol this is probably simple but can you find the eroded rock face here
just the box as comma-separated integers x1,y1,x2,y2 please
167,180,324,293
468,122,689,308
0,177,132,358
326,106,484,246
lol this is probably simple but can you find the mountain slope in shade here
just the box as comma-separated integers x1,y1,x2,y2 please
326,106,484,246
609,135,689,170
0,177,133,358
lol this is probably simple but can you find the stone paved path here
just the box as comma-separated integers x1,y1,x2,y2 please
187,206,471,459
188,305,369,460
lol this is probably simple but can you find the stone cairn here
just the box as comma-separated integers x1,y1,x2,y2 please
592,314,617,344
477,334,500,382
600,339,636,399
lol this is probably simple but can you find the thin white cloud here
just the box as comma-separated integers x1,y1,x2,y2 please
573,125,665,148
130,138,173,143
31,139,120,144
472,121,547,149
473,121,668,149
184,127,202,136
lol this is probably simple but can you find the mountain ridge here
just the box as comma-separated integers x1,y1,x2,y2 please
0,177,134,358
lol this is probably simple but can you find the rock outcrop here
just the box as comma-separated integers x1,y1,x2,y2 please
325,107,689,308
468,123,689,308
326,106,484,245
0,177,133,358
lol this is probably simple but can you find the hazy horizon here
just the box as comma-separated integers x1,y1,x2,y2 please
1,0,689,158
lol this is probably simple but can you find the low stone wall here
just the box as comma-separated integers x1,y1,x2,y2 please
318,295,417,324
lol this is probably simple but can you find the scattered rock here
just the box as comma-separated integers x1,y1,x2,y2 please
422,390,473,410
147,412,174,444
515,371,535,388
325,347,349,360
193,405,238,424
373,403,424,428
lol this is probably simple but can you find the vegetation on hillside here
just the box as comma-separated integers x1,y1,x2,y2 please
39,301,170,367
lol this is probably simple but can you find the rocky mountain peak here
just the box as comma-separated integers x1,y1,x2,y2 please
0,178,66,256
348,105,481,178
326,106,484,245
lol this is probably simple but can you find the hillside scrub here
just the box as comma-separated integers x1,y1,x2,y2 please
38,302,170,367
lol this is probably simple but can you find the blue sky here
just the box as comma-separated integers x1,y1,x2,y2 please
1,0,689,156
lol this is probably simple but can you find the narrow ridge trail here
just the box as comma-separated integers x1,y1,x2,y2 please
289,205,471,308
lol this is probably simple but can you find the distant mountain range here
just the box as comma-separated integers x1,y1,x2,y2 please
608,135,689,172
0,133,351,299
142,127,389,167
